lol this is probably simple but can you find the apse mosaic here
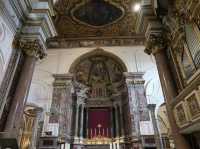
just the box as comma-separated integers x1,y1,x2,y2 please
73,55,125,98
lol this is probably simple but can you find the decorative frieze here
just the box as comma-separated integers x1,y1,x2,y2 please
47,36,145,49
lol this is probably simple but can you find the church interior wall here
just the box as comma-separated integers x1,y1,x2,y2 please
28,46,164,109
27,46,164,139
0,0,199,148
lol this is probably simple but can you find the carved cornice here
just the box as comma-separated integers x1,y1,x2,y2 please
53,74,74,88
12,37,46,59
53,0,140,39
124,72,145,85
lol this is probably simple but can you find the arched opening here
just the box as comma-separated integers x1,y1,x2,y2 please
69,48,127,73
70,49,129,147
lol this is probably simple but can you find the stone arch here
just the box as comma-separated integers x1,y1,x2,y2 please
69,48,127,99
69,48,127,73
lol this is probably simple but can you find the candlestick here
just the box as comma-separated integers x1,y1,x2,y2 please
90,128,93,138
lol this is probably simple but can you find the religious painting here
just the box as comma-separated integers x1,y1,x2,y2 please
186,92,200,119
74,55,124,99
72,0,124,27
175,103,187,126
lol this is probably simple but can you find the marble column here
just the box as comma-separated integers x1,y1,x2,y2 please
145,34,190,149
111,107,116,138
119,105,125,137
79,104,85,140
74,104,80,139
114,105,119,138
4,39,45,139
85,107,88,138
74,82,88,143
147,104,162,149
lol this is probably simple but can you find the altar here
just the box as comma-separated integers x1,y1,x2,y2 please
85,144,110,149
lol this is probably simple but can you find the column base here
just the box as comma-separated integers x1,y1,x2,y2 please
73,136,85,144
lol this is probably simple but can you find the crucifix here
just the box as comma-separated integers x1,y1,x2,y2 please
97,124,102,136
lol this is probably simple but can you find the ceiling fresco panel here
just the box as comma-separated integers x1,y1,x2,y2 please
50,0,142,48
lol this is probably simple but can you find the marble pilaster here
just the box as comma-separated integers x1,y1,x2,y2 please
145,33,191,149
51,74,74,143
124,72,145,138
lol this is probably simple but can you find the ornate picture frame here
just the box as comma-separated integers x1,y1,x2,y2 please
185,90,200,121
174,102,188,128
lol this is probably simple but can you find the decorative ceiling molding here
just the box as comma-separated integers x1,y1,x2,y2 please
47,35,145,48
50,0,144,48
71,0,125,28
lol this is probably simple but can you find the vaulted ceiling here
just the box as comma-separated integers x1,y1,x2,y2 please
48,0,144,48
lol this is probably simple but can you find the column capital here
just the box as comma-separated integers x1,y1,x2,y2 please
53,73,74,88
12,37,46,59
145,34,166,55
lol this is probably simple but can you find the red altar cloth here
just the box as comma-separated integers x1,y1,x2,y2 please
88,108,111,138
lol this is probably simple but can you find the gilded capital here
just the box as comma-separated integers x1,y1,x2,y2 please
12,37,46,59
145,34,166,55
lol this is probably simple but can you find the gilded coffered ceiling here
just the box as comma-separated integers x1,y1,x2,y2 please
48,0,144,48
